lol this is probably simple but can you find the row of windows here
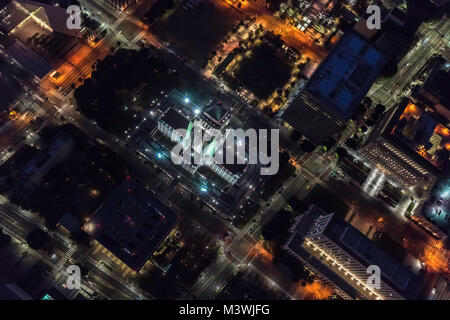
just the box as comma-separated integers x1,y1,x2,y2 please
382,143,429,175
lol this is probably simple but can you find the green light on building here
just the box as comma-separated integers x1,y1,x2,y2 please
41,294,54,300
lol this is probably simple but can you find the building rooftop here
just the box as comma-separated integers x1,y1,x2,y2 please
323,215,415,292
419,57,450,120
160,108,191,131
305,32,385,120
281,32,385,143
384,100,450,172
2,0,82,37
83,178,177,271
0,284,32,300
200,99,231,129
1,36,53,79
0,1,29,32
281,90,343,143
158,89,199,118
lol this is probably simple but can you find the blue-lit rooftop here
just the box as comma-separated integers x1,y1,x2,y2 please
306,32,386,119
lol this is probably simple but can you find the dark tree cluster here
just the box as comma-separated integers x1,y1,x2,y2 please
323,137,336,151
346,138,358,150
290,130,302,142
300,139,316,153
145,0,176,25
233,201,261,229
260,152,296,201
261,209,292,243
26,228,49,250
365,103,386,127
273,249,314,284
0,228,11,248
234,42,292,100
261,209,314,284
74,49,177,136
139,233,218,299
381,58,398,78
335,147,348,159
8,125,129,228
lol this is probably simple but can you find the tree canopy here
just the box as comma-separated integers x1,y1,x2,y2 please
26,228,50,250
74,49,178,136
300,140,316,153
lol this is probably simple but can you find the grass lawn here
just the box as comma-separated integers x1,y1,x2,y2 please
234,43,292,100
151,0,243,66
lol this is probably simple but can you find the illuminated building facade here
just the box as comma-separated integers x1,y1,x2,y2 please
284,205,423,300
360,98,449,188
153,91,245,186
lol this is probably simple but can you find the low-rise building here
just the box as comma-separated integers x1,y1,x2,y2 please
83,178,177,272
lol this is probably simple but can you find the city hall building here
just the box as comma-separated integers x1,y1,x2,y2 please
153,90,246,186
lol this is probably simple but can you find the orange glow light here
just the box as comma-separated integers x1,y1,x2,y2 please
399,102,422,120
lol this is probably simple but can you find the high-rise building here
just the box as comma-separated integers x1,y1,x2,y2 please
283,205,423,300
360,98,449,188
280,32,386,144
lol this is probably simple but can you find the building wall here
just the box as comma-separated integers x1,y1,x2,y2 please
304,235,403,300
284,210,410,300
360,139,433,187
283,246,356,300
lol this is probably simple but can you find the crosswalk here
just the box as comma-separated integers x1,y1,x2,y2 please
56,245,77,269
